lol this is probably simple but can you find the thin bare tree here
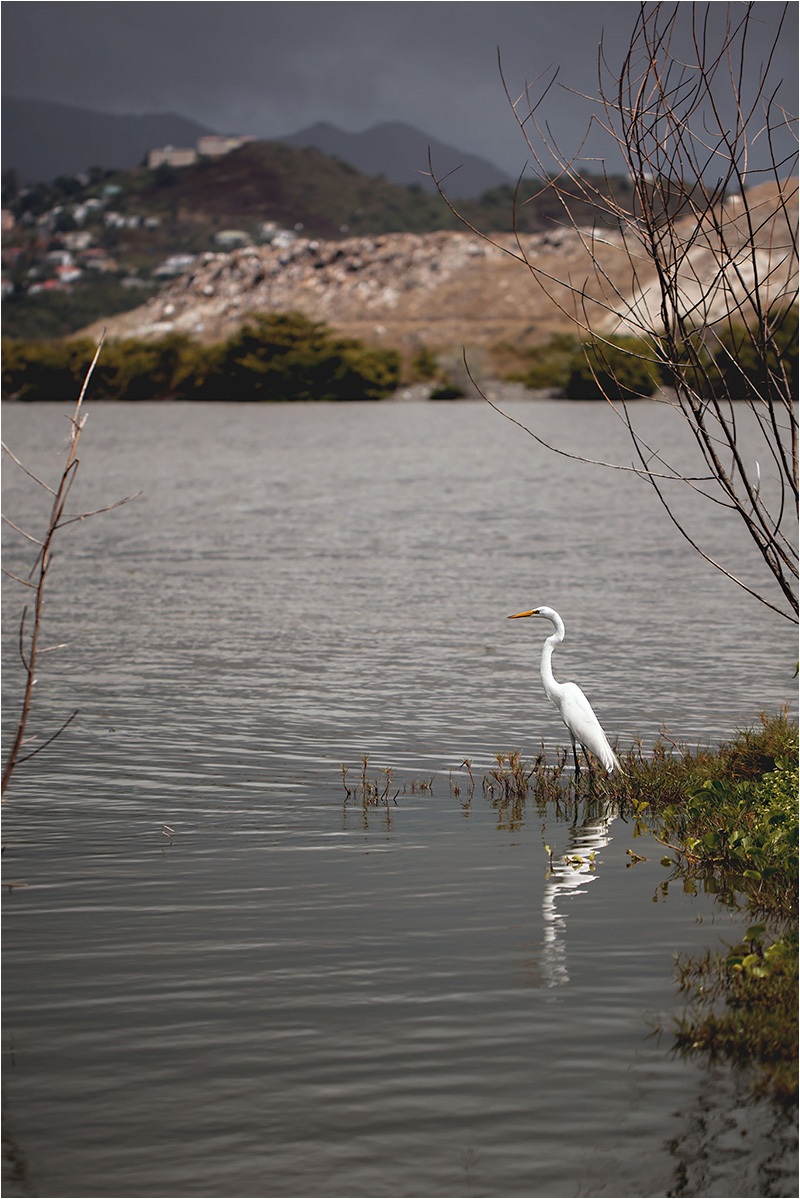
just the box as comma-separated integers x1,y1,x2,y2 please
2,336,139,796
433,1,798,623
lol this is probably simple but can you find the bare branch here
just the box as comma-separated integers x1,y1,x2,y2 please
1,442,56,494
1,331,134,797
57,490,143,527
15,711,80,766
439,1,798,623
2,514,43,545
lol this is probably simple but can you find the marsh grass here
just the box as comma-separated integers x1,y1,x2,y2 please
340,756,400,810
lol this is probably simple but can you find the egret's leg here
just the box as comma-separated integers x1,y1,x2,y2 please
571,739,581,780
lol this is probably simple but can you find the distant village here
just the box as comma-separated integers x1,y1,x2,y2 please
1,132,300,304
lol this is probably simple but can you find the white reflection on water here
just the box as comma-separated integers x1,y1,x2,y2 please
541,802,617,990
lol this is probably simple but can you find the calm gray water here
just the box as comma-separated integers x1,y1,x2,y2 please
2,399,797,1198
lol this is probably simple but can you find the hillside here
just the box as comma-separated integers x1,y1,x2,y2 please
51,139,616,240
75,227,631,373
79,181,798,376
106,140,472,238
2,139,636,340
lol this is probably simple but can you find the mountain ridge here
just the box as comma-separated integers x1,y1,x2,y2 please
2,96,510,198
280,119,511,198
2,96,215,183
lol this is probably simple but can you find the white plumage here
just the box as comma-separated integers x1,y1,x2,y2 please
508,604,621,777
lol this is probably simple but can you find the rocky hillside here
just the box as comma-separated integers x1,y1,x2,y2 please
81,181,797,370
80,227,622,366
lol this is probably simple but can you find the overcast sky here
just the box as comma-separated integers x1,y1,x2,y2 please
2,1,797,176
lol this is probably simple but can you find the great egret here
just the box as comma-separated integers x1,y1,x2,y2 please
508,605,621,778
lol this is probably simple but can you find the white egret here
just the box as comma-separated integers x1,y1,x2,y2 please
508,605,621,778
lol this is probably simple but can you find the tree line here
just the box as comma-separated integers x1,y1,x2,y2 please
2,312,403,402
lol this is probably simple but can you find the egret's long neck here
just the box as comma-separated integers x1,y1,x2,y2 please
540,616,565,704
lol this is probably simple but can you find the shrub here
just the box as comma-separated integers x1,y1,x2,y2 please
505,332,581,390
192,312,401,401
708,306,798,401
656,306,799,403
2,337,96,401
565,335,658,400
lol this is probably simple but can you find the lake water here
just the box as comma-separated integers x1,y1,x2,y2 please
2,398,797,1198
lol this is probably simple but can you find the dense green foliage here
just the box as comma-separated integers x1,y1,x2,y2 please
1,313,402,402
503,333,581,391
628,712,799,1101
659,306,799,403
186,314,402,401
564,336,659,400
502,310,798,402
703,307,798,401
503,332,658,398
672,925,798,1102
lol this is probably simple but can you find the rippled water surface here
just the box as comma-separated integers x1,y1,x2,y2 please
2,400,797,1197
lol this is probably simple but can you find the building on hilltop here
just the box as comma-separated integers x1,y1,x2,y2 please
147,135,254,172
197,135,254,157
148,145,199,170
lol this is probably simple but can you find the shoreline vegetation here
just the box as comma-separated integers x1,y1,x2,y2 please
349,711,799,1104
3,306,796,403
575,711,799,1104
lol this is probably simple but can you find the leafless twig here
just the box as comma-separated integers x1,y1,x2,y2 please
434,2,798,622
1,332,139,795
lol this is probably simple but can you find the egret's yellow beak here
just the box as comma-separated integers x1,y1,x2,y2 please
508,609,538,619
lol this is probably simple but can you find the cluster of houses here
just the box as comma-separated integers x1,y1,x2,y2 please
1,133,305,302
1,181,165,298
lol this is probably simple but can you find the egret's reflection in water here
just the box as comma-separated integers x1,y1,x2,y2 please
541,800,617,989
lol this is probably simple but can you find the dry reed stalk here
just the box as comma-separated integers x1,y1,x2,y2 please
1,334,140,795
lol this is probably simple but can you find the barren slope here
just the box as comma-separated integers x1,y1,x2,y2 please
81,181,797,371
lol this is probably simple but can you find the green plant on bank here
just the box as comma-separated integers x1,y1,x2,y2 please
1,312,402,402
672,926,798,1104
664,304,798,403
613,711,797,1102
638,711,799,916
409,345,439,382
429,382,467,400
503,332,581,391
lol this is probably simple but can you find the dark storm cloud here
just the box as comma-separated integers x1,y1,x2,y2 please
2,2,796,175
